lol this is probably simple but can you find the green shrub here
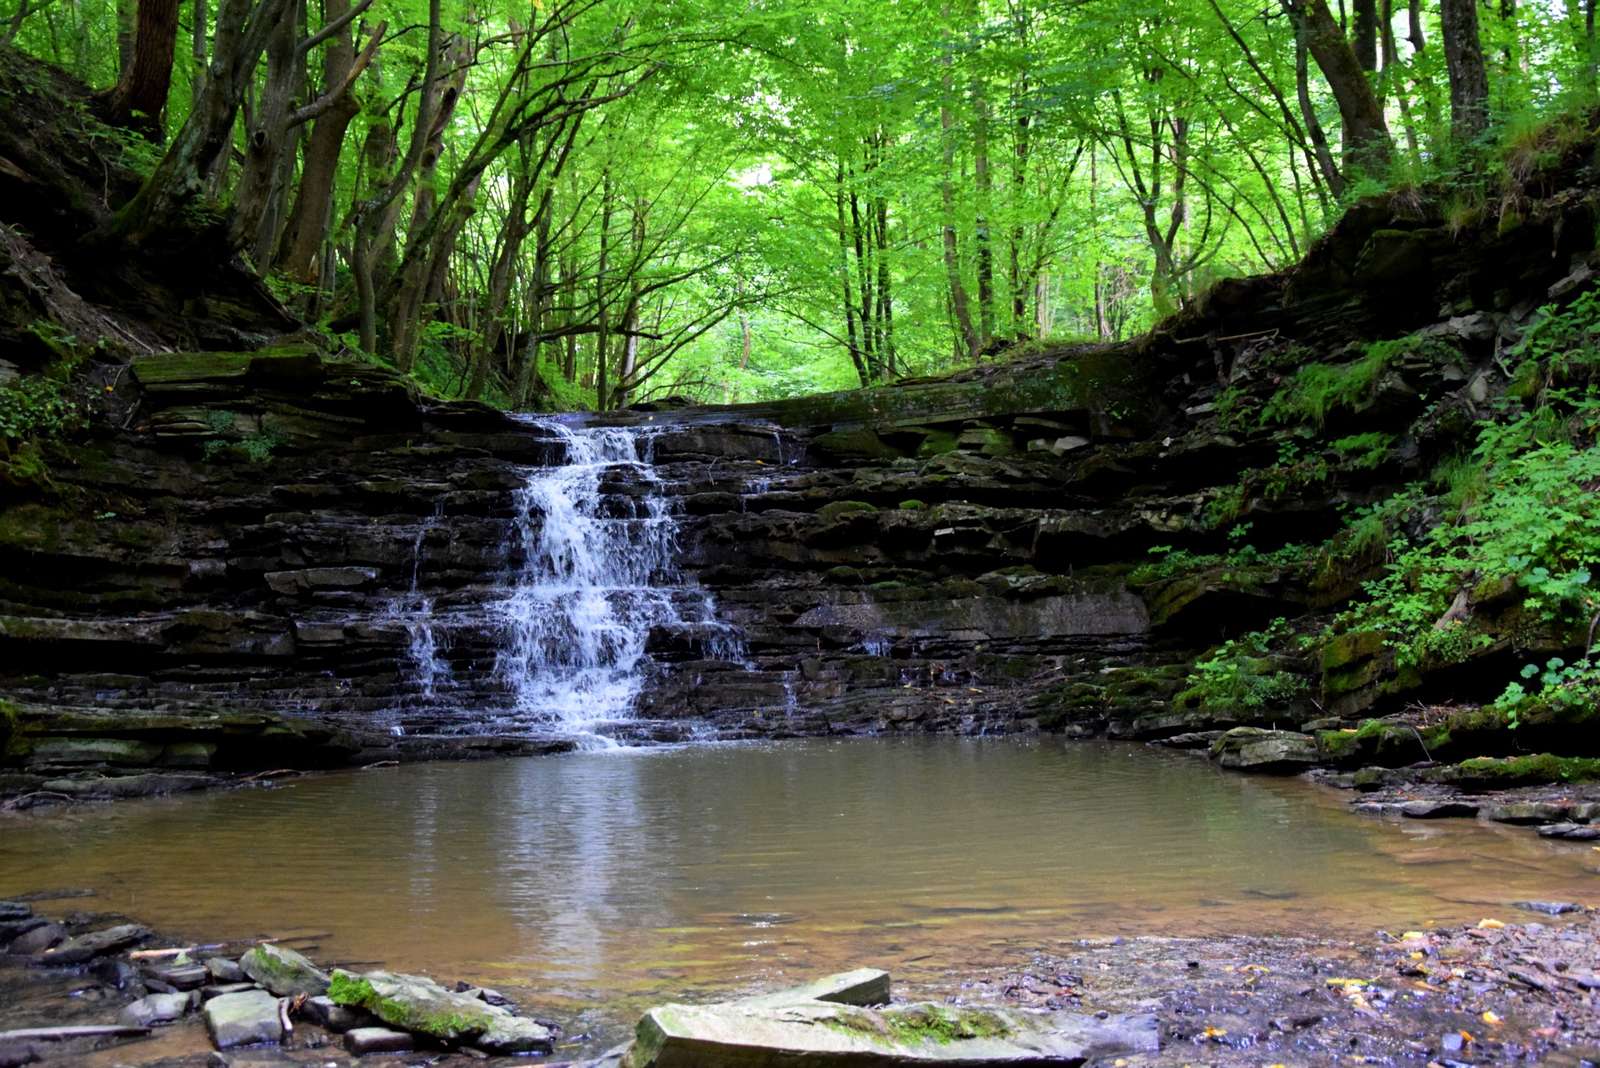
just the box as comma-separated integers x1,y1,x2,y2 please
1175,619,1310,714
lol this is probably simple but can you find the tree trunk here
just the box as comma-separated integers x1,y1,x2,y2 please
189,0,206,107
835,160,867,387
939,25,978,364
230,0,303,259
104,0,181,134
972,76,994,347
100,0,293,247
274,0,363,282
1351,0,1378,76
1440,0,1490,143
1290,0,1392,172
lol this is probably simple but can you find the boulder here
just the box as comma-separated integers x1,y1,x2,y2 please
6,923,64,955
240,943,329,997
1209,728,1320,773
328,969,499,1041
623,1001,1159,1067
203,989,285,1049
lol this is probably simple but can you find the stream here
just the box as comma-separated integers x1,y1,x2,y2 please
2,737,1594,1048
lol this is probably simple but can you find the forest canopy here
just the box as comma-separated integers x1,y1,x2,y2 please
5,0,1592,408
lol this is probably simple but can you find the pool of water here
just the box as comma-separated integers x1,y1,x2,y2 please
2,738,1595,1047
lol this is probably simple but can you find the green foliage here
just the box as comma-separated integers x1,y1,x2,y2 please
1330,432,1393,470
200,411,284,463
1260,335,1457,428
1175,619,1310,714
0,370,81,443
1493,656,1600,729
1129,541,1309,584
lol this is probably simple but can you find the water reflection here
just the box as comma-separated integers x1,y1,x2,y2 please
1,739,1594,1036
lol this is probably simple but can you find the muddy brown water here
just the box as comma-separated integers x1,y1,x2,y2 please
2,738,1595,1050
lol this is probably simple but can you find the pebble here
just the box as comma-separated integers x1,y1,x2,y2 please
1513,900,1582,916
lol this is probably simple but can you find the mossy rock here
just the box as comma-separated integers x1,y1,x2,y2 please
1428,754,1600,788
0,699,16,758
811,429,905,461
898,499,927,510
329,969,496,1041
817,500,879,522
915,429,961,456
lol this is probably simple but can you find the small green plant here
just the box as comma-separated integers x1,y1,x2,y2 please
1330,431,1393,470
1175,618,1310,714
1493,657,1600,729
1260,334,1459,427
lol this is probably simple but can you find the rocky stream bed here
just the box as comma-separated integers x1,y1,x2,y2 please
1,891,1597,1067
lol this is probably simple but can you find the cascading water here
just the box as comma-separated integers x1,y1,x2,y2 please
488,419,744,737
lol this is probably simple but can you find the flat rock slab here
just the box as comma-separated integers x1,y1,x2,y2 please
204,989,285,1049
344,1027,414,1054
742,969,891,1009
38,923,150,964
626,1001,1158,1067
145,961,209,989
240,943,329,997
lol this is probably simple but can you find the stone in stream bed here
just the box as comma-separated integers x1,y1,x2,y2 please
119,991,198,1027
1209,728,1320,772
0,903,30,922
37,923,150,964
239,943,328,997
327,969,553,1053
145,960,209,989
740,968,892,1008
204,989,286,1049
621,1001,1159,1066
303,995,374,1033
6,923,64,956
343,1027,414,1055
1400,800,1480,819
205,957,245,983
1514,900,1582,916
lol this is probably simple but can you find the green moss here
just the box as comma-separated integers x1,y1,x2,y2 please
327,970,375,1007
898,499,927,510
0,699,17,758
884,1006,1013,1045
819,1005,1013,1048
1441,754,1600,786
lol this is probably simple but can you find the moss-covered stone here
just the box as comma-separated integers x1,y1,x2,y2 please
1428,754,1600,787
817,500,879,522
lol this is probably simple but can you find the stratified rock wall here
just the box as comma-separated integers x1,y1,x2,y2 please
3,99,1599,798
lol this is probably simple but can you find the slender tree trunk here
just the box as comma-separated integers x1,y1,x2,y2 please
1440,0,1490,144
1351,0,1379,79
189,0,205,107
231,0,303,259
972,77,994,346
116,0,135,75
1289,5,1345,197
1380,0,1421,159
595,169,613,410
835,159,866,387
104,0,181,133
939,22,978,364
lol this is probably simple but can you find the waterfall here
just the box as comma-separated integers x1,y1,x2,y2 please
391,501,454,724
486,419,743,737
